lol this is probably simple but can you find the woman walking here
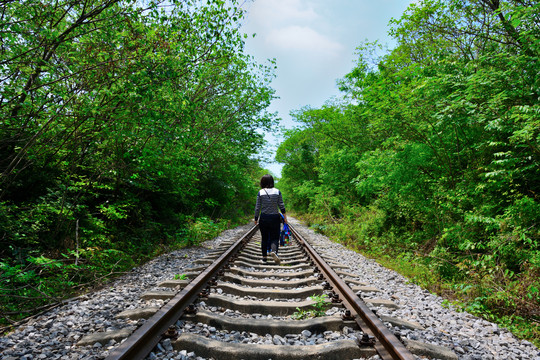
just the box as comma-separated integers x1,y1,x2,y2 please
254,174,287,264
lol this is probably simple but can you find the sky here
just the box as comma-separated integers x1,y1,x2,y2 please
239,0,417,177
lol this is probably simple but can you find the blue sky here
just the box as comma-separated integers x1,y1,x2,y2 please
240,0,417,176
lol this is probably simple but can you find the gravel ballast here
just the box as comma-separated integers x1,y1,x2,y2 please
1,219,539,360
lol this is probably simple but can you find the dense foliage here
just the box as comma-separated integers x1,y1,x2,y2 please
277,0,539,341
0,0,276,325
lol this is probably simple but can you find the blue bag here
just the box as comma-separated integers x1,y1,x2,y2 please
280,222,290,246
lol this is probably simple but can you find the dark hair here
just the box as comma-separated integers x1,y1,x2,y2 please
260,174,274,188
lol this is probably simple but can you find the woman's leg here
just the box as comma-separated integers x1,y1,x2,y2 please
265,214,280,259
269,221,280,254
260,214,280,260
259,216,270,260
260,230,269,260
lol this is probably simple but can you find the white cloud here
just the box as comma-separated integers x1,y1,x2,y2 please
244,0,318,28
266,25,343,55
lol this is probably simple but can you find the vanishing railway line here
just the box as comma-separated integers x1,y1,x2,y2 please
74,223,458,360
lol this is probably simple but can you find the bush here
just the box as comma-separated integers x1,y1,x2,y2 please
185,217,230,246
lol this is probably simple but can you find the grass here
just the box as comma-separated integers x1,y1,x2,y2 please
291,294,329,320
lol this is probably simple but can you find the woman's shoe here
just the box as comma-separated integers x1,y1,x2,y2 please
270,252,280,265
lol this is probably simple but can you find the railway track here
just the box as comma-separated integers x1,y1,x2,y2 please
76,222,458,360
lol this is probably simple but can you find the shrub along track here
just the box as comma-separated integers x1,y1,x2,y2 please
76,224,458,360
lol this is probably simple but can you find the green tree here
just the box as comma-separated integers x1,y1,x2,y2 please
1,0,277,324
277,0,539,334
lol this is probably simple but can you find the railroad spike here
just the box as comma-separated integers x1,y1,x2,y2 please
163,326,178,339
341,309,355,321
357,333,376,347
200,286,211,298
184,304,197,314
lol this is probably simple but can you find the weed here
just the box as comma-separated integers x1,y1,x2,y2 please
291,294,328,319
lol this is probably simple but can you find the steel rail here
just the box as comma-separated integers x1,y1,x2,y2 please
289,224,415,360
105,225,259,360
